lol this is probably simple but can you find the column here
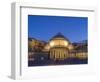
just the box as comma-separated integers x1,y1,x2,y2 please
62,50,64,59
50,50,52,59
59,50,61,59
53,50,55,59
56,50,58,59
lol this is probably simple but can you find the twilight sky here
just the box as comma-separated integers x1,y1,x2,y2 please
28,15,88,42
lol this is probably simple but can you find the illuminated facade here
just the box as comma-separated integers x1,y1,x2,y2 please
44,33,73,60
28,33,88,61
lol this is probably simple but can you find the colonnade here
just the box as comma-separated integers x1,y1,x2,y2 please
50,48,68,60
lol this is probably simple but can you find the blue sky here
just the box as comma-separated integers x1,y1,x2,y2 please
28,15,88,42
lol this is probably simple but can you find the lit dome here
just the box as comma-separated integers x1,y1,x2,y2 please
49,33,70,48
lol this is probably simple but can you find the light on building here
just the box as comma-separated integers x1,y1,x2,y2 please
50,41,55,47
64,41,68,46
68,45,73,50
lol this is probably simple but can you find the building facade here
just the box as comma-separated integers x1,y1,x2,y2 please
28,33,88,61
46,33,73,60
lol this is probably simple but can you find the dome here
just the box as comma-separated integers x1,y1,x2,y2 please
50,32,69,41
49,32,70,47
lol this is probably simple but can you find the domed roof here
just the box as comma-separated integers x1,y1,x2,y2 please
52,32,66,38
50,32,70,42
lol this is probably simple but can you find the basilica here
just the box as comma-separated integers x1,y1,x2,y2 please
28,33,88,66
